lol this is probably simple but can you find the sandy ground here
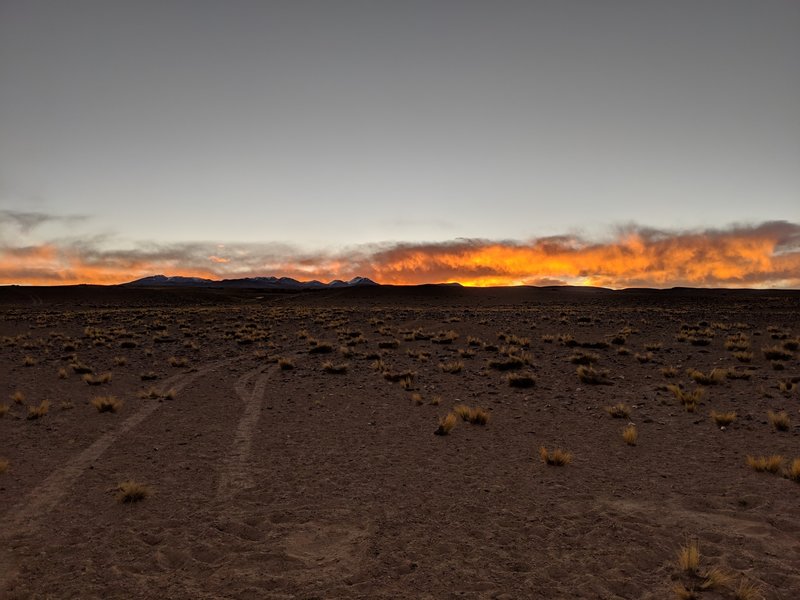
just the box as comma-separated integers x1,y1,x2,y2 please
1,286,799,599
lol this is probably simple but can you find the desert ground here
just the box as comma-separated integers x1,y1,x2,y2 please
1,285,799,599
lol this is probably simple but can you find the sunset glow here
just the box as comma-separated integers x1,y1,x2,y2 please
2,222,798,289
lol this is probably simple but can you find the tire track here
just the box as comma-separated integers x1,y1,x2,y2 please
0,355,244,590
216,363,275,500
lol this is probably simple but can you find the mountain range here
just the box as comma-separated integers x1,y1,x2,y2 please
124,275,379,289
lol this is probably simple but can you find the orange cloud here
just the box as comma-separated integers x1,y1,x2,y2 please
1,222,799,288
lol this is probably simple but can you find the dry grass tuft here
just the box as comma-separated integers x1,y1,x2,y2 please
113,356,128,366
168,356,188,367
278,357,295,370
507,372,536,388
539,446,573,466
488,356,525,371
439,361,464,374
11,391,25,404
0,457,8,474
23,355,36,367
322,361,348,374
786,458,800,482
635,351,654,363
27,400,50,420
622,424,638,446
434,412,458,436
667,385,704,412
576,365,611,385
767,410,790,431
734,578,763,600
699,567,734,590
57,367,68,379
83,372,112,386
569,351,599,365
116,480,151,503
410,393,424,406
676,540,700,574
0,403,8,418
672,584,698,600
710,410,737,426
605,403,631,418
687,368,726,385
746,454,784,473
762,345,792,361
733,351,753,363
429,395,441,406
90,395,123,413
454,405,490,425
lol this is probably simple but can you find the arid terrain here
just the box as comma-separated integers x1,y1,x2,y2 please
1,285,799,599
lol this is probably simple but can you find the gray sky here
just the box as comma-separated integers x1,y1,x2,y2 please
1,1,799,285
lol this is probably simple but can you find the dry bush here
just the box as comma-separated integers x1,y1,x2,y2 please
700,566,734,591
661,366,679,377
605,403,631,418
70,361,93,374
576,365,611,385
27,400,50,420
488,356,525,371
453,405,489,425
434,412,458,436
116,480,151,503
672,584,698,600
308,341,334,354
746,455,784,473
278,357,295,370
453,404,472,421
710,410,737,426
677,540,700,574
787,458,800,482
539,446,572,466
762,345,792,361
507,372,536,388
767,410,790,431
11,391,25,404
733,351,753,363
667,385,704,412
322,361,348,374
83,372,112,386
569,351,599,365
734,578,763,600
90,396,123,413
687,368,726,385
383,370,414,383
622,424,638,446
0,458,8,474
439,361,464,374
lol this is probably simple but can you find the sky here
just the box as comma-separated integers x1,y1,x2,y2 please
1,0,799,287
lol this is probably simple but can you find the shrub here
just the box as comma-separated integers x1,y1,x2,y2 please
507,372,536,388
90,396,123,413
746,455,784,473
434,413,458,436
539,446,572,466
710,410,736,426
767,410,790,431
605,403,631,419
116,480,151,503
27,400,50,420
622,424,638,446
576,365,611,385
